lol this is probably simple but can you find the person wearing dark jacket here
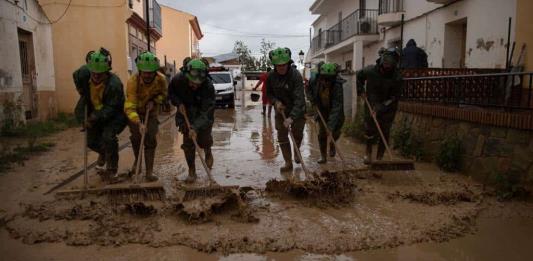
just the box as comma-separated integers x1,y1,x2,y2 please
357,48,402,164
168,58,215,182
266,47,306,172
308,62,345,164
73,48,127,180
401,39,428,68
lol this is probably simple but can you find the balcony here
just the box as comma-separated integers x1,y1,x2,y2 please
311,9,379,55
378,0,405,26
150,0,162,35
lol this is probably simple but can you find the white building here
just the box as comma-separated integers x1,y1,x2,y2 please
307,0,517,118
0,0,56,123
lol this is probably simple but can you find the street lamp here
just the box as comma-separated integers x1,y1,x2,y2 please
298,50,305,65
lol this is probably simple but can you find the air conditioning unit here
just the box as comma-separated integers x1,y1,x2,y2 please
358,17,374,34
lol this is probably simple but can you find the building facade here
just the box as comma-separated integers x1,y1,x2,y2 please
156,5,203,75
308,0,518,118
0,0,56,123
39,0,162,113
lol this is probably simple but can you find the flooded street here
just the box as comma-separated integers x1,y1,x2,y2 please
1,93,533,260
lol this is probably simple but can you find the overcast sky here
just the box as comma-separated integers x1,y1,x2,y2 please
158,0,317,60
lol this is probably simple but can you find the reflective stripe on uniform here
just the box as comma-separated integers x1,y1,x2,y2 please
125,101,137,110
128,112,140,121
155,95,164,104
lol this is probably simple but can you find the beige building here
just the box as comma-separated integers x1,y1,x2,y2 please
39,0,162,113
156,5,203,74
515,0,532,72
0,0,56,123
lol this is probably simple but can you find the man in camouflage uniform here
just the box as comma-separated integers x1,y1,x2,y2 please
73,48,127,180
168,58,215,182
356,48,402,163
266,47,306,172
308,62,345,164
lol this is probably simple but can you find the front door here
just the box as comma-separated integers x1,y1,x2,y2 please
18,28,37,120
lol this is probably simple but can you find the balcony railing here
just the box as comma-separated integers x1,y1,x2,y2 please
402,71,533,110
311,9,378,55
378,0,404,15
150,0,162,34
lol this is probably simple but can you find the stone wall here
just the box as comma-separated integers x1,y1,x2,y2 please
394,111,533,185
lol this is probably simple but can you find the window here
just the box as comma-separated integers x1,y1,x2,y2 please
211,73,232,84
129,25,136,36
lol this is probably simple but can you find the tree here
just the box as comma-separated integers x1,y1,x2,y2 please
233,41,257,71
258,38,276,71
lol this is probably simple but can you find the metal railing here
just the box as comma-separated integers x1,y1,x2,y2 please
379,0,404,15
311,9,378,55
402,72,533,110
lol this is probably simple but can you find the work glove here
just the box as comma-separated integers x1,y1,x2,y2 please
189,128,198,140
274,101,286,113
146,101,155,112
139,122,147,135
85,113,98,129
283,117,293,128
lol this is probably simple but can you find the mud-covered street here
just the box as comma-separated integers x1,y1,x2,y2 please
1,95,533,260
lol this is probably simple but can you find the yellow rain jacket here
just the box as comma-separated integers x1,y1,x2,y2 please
125,72,168,123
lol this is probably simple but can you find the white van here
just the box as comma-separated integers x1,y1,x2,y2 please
209,70,236,108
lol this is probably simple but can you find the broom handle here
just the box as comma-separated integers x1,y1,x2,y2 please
315,107,346,164
83,105,88,195
182,108,214,183
281,111,311,179
363,96,394,160
135,109,150,184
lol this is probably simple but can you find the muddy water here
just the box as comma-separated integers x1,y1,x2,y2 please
1,93,533,260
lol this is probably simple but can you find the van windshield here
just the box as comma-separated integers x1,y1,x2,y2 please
210,74,231,84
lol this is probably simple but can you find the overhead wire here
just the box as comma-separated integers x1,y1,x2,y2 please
4,0,73,25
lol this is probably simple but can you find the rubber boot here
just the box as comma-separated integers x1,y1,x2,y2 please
205,148,214,169
364,142,373,165
267,106,272,117
105,145,119,182
329,141,336,157
293,147,301,164
184,150,197,183
376,143,386,161
317,138,327,164
185,168,197,183
279,143,293,172
95,153,106,171
262,106,266,115
144,149,158,182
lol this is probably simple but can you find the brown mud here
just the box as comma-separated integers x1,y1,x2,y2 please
1,102,533,259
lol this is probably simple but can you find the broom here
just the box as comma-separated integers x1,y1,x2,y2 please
179,107,238,201
363,96,415,171
106,106,165,204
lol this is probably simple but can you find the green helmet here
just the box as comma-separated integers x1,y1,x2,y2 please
136,51,159,72
186,58,208,84
319,63,338,76
86,51,111,73
269,47,291,65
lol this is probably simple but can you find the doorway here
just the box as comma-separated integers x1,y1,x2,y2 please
18,28,37,120
444,18,467,68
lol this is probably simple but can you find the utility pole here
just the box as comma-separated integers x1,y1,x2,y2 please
145,0,151,51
